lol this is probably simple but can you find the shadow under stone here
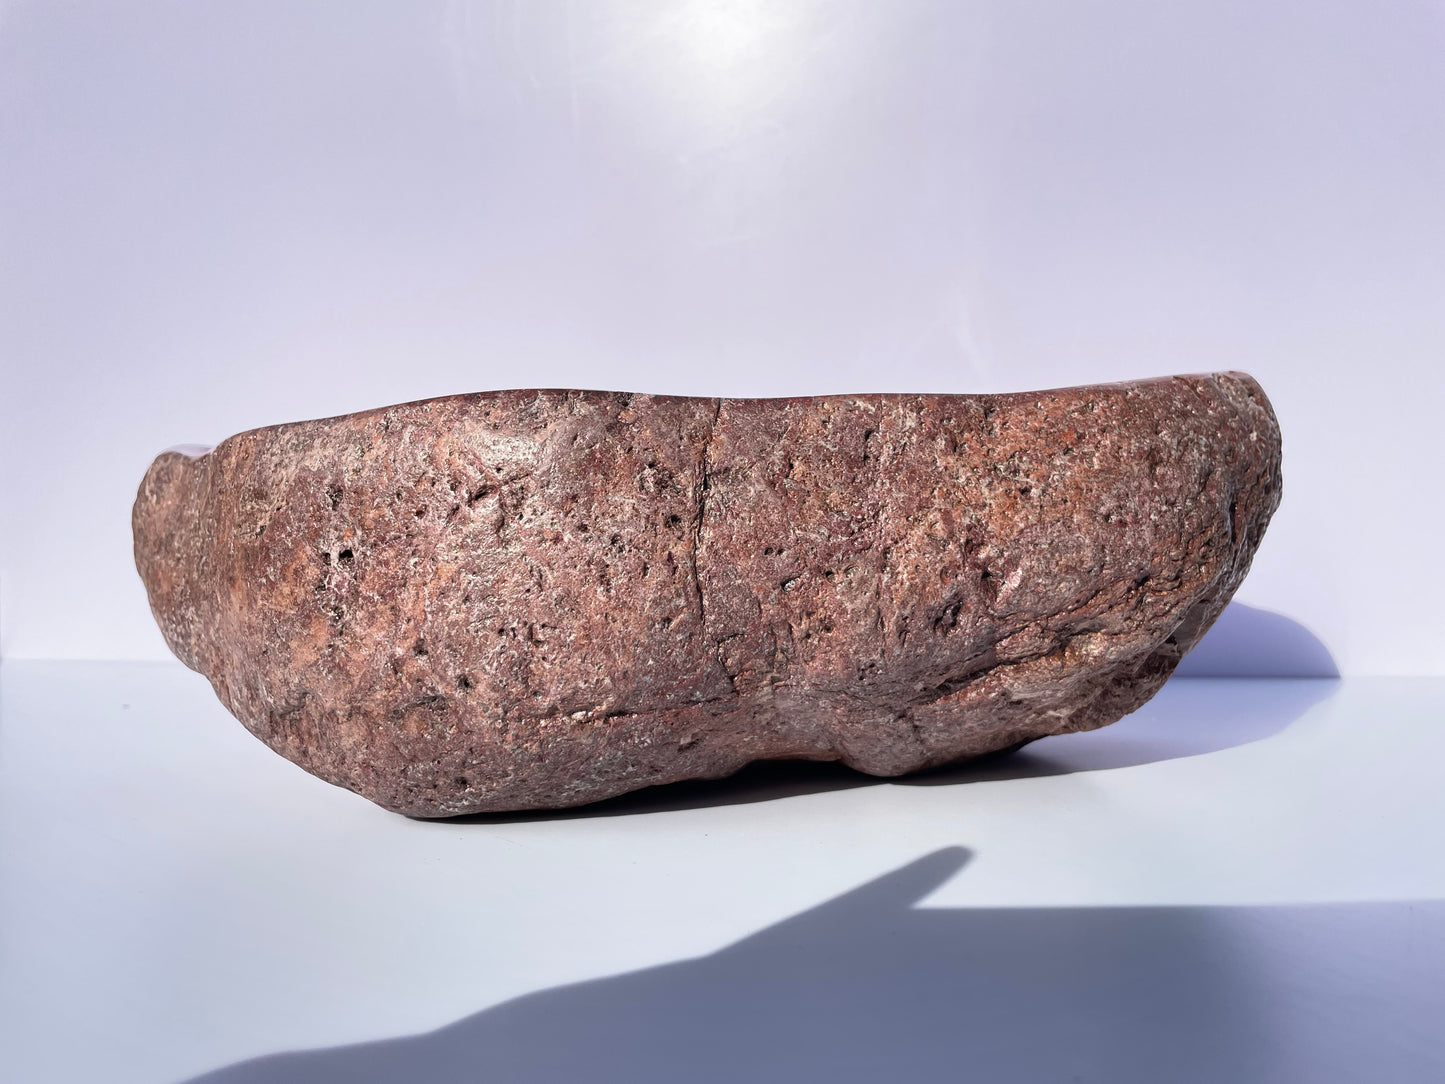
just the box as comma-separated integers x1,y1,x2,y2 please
1175,602,1338,678
452,673,1338,822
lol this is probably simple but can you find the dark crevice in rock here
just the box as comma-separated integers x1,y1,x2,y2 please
693,399,725,679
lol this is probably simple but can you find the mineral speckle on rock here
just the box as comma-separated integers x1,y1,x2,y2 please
134,373,1281,816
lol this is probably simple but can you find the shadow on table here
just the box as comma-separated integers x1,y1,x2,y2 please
1174,602,1338,678
453,604,1338,821
185,848,1442,1084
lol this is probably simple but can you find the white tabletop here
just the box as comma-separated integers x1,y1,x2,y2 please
2,661,1442,1082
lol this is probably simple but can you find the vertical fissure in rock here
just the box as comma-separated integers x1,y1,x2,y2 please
694,399,723,669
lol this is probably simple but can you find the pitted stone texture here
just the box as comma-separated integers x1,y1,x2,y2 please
134,373,1281,816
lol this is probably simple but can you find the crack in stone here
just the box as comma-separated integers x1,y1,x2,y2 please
692,400,722,666
905,712,928,755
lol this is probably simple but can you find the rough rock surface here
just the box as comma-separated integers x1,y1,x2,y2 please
134,373,1281,816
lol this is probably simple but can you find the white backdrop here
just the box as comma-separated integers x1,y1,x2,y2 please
2,1,1442,673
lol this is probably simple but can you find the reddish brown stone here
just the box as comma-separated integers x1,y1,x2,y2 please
133,373,1281,816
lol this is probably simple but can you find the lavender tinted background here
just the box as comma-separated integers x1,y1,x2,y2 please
2,1,1442,672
